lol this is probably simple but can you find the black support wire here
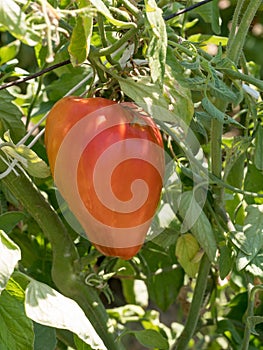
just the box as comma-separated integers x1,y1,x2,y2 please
163,0,214,21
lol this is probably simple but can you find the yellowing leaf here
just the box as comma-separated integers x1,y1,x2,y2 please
1,143,50,178
176,233,202,278
68,15,93,66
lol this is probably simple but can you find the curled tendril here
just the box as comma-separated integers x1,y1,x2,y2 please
85,271,114,303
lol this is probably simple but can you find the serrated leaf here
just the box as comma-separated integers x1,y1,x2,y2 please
176,233,201,278
236,205,263,271
179,192,217,262
202,97,242,127
145,0,167,83
164,66,194,126
90,0,134,28
254,124,263,170
134,329,169,349
0,230,21,294
0,278,34,349
117,76,172,121
25,280,107,350
1,144,50,178
209,69,238,103
68,15,93,66
118,75,193,124
0,0,39,46
0,90,25,143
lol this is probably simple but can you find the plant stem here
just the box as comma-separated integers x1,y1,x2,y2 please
91,26,139,58
226,0,262,64
211,0,262,216
173,254,211,350
0,159,120,350
241,284,263,350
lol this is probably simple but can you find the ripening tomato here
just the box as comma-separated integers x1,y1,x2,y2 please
45,96,164,259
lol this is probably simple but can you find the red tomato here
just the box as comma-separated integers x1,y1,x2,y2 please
45,96,164,259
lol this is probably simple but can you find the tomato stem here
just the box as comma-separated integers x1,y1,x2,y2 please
173,254,211,350
226,0,262,64
0,158,121,350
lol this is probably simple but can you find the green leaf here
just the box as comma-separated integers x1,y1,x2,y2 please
74,335,92,350
179,191,217,262
254,124,263,170
164,67,194,126
0,90,25,143
1,143,50,178
145,0,167,83
201,97,225,123
25,280,107,350
141,242,184,311
209,69,238,103
0,40,20,65
0,230,21,294
0,0,39,46
212,0,221,35
244,163,263,204
236,205,263,271
118,75,193,124
118,76,171,121
224,137,250,188
218,243,234,280
191,0,213,23
216,319,242,346
247,316,263,336
176,233,201,278
0,211,26,234
114,260,148,307
188,35,228,47
89,0,135,28
134,329,169,349
68,15,93,66
244,250,263,277
201,97,242,126
33,322,57,350
46,70,92,101
0,278,34,349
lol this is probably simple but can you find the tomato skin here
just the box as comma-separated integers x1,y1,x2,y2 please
45,96,115,175
45,96,164,260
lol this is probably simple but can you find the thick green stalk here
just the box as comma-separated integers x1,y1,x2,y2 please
173,255,211,350
212,0,262,213
174,3,262,350
241,284,263,350
0,159,119,350
226,0,262,64
226,0,246,50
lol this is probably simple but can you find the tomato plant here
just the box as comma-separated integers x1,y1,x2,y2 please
1,1,263,349
45,96,165,260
